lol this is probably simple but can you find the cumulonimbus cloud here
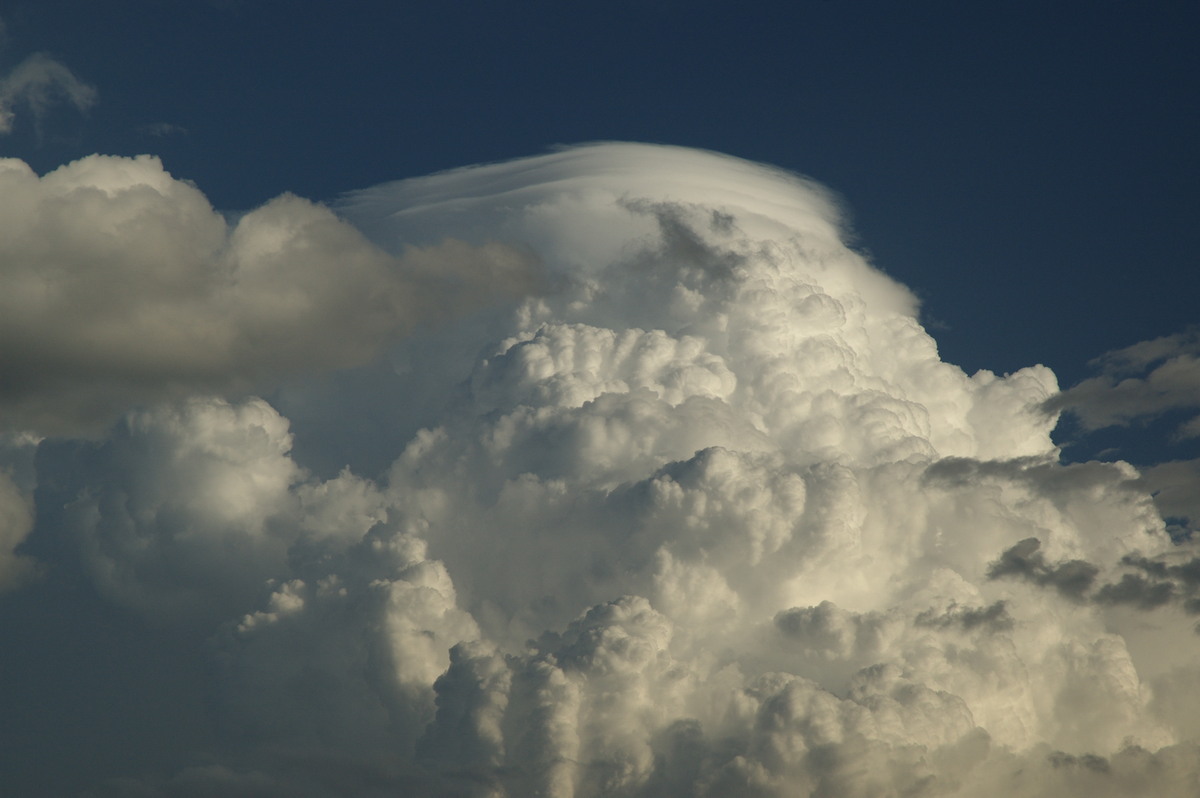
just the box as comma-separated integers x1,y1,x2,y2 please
8,143,1200,797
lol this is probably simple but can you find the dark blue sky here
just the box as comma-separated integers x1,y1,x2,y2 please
4,0,1197,455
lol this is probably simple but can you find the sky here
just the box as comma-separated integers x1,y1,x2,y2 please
2,2,1200,796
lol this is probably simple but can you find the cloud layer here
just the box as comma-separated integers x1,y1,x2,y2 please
7,144,1200,797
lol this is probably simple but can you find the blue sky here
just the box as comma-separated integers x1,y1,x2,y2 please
4,3,1200,796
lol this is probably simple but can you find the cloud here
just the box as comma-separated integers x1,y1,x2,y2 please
6,143,1200,796
136,121,188,138
1044,329,1200,435
0,52,96,136
0,467,36,591
0,431,39,592
987,537,1099,600
1141,458,1200,539
0,154,542,436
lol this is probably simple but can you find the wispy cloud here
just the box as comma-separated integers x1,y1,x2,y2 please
0,52,96,136
137,121,188,138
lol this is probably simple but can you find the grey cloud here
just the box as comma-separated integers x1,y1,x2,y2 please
961,743,1200,798
987,537,1099,600
1122,552,1200,591
1094,573,1176,609
621,198,747,285
137,121,188,138
0,155,541,436
987,538,1200,619
0,52,96,135
1141,459,1200,541
1101,551,1200,617
1048,750,1111,773
1044,329,1200,436
914,600,1014,632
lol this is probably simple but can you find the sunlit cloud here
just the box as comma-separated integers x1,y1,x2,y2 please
7,144,1200,797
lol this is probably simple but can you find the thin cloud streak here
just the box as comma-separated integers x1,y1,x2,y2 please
0,52,96,136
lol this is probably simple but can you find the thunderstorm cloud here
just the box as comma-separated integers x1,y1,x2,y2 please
4,143,1200,797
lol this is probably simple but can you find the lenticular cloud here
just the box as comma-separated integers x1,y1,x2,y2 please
13,144,1200,797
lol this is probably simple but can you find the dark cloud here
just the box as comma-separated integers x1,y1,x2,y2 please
1094,573,1176,610
987,537,1099,600
914,600,1014,632
1044,329,1200,437
1099,552,1200,617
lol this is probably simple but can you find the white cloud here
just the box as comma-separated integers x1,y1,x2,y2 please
8,144,1200,797
0,52,96,135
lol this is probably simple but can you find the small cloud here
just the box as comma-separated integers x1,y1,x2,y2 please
1173,415,1200,443
987,537,1099,600
137,121,188,138
1142,459,1200,540
0,52,97,136
915,600,1014,632
1094,573,1175,610
1048,751,1111,774
1044,329,1200,439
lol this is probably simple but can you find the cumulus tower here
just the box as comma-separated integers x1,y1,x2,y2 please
323,144,1192,795
32,144,1197,796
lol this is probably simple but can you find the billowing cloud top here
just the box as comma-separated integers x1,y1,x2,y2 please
7,144,1200,797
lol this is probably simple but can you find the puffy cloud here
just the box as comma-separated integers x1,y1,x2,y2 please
0,52,96,135
7,144,1200,797
48,396,303,625
0,154,541,436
